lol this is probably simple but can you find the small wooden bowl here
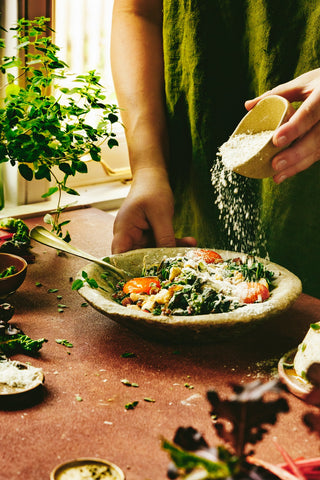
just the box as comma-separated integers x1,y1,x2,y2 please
228,95,292,179
0,253,28,297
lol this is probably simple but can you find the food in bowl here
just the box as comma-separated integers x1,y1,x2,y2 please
112,249,276,316
0,253,28,296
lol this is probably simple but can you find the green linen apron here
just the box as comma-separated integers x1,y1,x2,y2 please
163,0,320,298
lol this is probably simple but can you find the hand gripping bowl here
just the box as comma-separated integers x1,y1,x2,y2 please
223,95,293,179
75,247,302,343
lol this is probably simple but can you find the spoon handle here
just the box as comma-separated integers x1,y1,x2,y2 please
30,226,129,280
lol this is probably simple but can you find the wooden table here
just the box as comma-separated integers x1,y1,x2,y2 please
1,208,319,480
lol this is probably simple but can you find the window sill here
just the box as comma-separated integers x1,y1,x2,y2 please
0,180,130,219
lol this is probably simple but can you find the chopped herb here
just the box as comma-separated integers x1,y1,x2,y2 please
35,282,42,287
125,401,138,410
121,352,136,358
48,288,58,293
301,370,308,381
144,397,155,403
121,378,139,387
57,295,63,300
311,323,320,331
0,266,17,278
57,304,67,309
75,395,83,402
55,339,73,348
81,302,88,307
184,383,194,389
71,279,84,291
72,272,106,291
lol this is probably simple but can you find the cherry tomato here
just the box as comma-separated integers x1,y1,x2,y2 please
189,249,223,264
237,282,270,304
123,276,161,295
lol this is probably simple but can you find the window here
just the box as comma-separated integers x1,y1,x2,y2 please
1,0,130,216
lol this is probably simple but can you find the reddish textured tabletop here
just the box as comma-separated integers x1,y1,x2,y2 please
1,207,319,480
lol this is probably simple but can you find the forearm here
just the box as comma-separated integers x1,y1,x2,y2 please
111,0,168,177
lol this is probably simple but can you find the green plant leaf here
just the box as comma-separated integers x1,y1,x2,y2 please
71,279,84,290
42,186,59,198
108,113,118,123
18,163,33,181
61,185,80,196
59,162,73,176
35,165,51,181
107,138,119,149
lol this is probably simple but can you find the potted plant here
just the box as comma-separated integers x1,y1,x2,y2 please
0,16,120,240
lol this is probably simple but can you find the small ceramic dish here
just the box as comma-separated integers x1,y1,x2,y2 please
0,360,44,395
0,252,28,298
225,95,292,179
0,359,45,409
278,349,314,402
50,458,125,480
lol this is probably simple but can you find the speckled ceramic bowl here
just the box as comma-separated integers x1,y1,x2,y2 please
0,253,28,298
76,247,302,343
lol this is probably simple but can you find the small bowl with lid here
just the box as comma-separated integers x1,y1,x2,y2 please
0,253,28,298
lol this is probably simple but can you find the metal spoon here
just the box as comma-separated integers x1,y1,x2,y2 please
30,226,132,281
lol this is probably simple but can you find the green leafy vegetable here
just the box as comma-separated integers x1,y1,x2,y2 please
0,217,31,256
72,271,109,292
0,265,17,278
0,334,47,356
121,352,136,358
55,339,73,348
225,257,275,289
125,401,139,410
121,378,139,387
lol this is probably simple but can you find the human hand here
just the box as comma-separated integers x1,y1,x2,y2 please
245,68,320,183
111,167,197,253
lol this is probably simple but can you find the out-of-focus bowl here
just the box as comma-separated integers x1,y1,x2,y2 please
50,458,125,480
75,247,302,343
0,253,28,297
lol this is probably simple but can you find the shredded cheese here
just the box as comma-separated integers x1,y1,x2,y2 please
218,131,274,170
0,359,43,393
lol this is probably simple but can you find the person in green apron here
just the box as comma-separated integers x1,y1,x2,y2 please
111,0,320,298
